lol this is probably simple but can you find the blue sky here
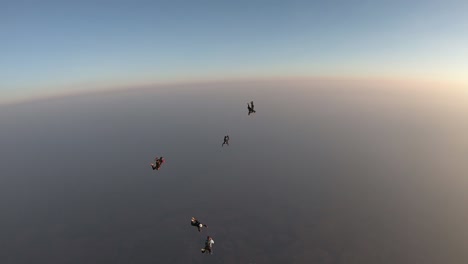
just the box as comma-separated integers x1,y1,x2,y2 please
1,0,467,103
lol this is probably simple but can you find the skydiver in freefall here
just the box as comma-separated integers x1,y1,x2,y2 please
201,236,215,254
222,135,230,146
150,156,165,170
247,101,256,115
191,217,208,232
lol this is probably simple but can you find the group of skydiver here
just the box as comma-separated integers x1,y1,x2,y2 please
191,217,214,254
149,101,255,255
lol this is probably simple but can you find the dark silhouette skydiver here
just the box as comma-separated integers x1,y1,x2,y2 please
200,236,214,254
191,217,208,232
247,101,256,115
222,135,230,146
150,156,165,170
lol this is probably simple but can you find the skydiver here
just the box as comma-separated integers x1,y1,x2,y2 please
222,135,230,146
150,156,165,170
201,236,214,254
191,217,208,232
247,103,253,115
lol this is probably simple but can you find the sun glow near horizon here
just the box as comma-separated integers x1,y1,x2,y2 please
2,73,467,107
2,0,468,105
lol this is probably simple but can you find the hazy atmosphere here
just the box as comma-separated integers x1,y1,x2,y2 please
2,0,468,263
1,80,467,263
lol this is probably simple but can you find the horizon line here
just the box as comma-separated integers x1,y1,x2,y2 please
2,74,467,107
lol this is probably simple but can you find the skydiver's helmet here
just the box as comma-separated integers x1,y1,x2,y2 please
199,224,203,228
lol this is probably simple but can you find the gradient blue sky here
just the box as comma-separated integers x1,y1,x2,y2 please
1,0,467,104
